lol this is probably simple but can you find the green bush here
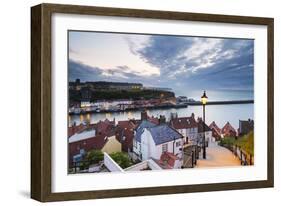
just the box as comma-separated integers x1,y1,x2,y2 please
109,152,133,169
220,136,235,145
236,131,254,156
86,150,104,164
219,131,254,156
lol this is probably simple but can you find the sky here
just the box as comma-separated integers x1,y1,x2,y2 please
68,31,254,101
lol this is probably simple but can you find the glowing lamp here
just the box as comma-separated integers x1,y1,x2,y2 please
201,91,208,105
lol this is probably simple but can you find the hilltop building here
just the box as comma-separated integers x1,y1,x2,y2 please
238,119,254,136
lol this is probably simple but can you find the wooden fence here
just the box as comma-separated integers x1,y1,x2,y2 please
223,144,254,165
183,145,201,168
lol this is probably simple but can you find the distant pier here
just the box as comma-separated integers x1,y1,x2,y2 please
186,100,254,106
69,100,254,115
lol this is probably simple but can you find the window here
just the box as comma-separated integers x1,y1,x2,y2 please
176,141,181,147
162,144,168,153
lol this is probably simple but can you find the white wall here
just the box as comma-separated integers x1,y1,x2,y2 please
103,152,124,172
140,129,184,160
125,159,162,171
1,0,280,206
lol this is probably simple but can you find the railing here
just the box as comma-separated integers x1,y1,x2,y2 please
69,160,101,173
223,144,254,165
183,145,201,168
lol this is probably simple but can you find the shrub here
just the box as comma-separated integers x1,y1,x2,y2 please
86,150,104,164
109,152,133,169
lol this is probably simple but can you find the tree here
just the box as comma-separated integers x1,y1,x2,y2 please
109,152,132,169
86,150,104,164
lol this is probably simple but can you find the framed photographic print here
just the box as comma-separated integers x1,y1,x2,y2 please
31,3,274,202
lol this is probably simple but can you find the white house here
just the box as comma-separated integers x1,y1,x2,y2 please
170,113,198,144
133,120,184,168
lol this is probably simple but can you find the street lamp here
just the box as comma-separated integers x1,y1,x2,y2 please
201,91,208,159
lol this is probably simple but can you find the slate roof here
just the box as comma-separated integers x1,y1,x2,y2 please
197,120,212,133
135,120,156,142
68,128,96,143
147,124,183,145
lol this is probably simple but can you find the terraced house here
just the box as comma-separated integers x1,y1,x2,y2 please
170,113,198,144
133,120,184,168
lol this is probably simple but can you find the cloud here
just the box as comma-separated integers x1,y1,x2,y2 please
131,35,194,78
68,59,158,84
134,36,253,77
128,35,254,94
69,32,254,100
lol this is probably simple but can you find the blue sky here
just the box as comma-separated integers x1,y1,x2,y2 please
69,31,254,101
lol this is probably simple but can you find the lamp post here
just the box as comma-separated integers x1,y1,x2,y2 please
201,91,208,159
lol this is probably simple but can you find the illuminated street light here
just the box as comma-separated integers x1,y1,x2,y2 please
201,91,208,159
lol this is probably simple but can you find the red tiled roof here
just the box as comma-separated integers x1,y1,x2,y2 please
68,124,87,137
141,111,160,125
209,121,221,135
170,116,197,129
222,122,237,136
117,120,137,130
69,134,109,160
157,152,178,169
96,119,115,136
115,120,136,152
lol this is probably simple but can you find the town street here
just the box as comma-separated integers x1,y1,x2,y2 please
196,142,241,167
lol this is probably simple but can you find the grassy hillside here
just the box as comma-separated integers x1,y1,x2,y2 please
220,131,254,156
236,131,254,156
69,89,175,103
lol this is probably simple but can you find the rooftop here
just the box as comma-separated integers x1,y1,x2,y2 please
147,124,183,145
197,120,212,133
69,129,96,143
135,120,157,143
157,152,179,169
209,121,221,134
170,115,197,129
222,122,236,133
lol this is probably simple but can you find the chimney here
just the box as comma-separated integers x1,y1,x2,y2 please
191,113,195,119
141,111,148,120
159,115,166,124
